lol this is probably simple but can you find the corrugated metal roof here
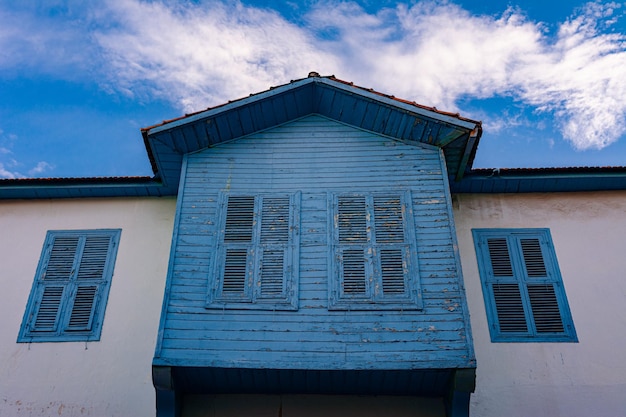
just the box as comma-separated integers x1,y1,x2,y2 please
451,166,626,193
0,176,172,199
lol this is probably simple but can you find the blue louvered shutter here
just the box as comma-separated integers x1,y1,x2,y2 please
372,195,410,298
474,229,577,342
66,235,113,331
330,191,421,310
19,230,120,342
485,237,530,333
337,195,369,299
31,236,79,332
257,196,295,302
520,237,567,333
209,193,300,310
220,196,255,300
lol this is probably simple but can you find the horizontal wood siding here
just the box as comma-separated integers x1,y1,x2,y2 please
157,115,473,370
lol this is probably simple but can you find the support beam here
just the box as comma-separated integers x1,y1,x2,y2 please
445,368,476,417
153,366,181,417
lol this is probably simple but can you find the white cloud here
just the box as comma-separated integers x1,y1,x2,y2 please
306,1,626,150
0,129,17,161
93,0,339,110
0,4,96,77
28,161,55,177
0,127,54,178
0,160,54,179
1,0,625,151
0,163,22,179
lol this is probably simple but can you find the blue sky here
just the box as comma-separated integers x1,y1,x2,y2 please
0,0,625,178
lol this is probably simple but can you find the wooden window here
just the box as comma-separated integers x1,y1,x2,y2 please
473,229,577,342
207,193,300,310
18,229,121,343
329,191,422,310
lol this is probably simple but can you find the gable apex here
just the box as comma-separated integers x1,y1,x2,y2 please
142,74,482,190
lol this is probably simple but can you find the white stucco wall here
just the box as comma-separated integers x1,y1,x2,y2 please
4,190,626,417
0,197,176,417
454,191,626,417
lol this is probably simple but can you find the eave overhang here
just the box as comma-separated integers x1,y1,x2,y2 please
451,167,626,193
0,176,175,199
141,74,483,192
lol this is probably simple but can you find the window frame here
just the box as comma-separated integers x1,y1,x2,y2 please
328,190,423,311
17,229,121,343
206,192,301,311
472,228,577,342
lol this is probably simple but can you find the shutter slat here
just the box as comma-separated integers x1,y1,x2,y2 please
342,249,367,295
67,285,97,330
224,196,255,242
528,284,565,333
338,196,367,243
380,249,405,294
373,195,404,243
521,238,548,277
33,286,64,330
260,249,284,297
492,283,528,332
44,237,79,280
487,238,513,277
260,197,290,243
222,248,248,296
77,236,111,280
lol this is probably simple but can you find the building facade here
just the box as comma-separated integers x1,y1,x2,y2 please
1,74,625,416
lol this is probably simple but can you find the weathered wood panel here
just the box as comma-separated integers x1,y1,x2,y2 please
155,115,473,371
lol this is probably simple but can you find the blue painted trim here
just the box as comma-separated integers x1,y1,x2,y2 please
147,78,315,134
17,229,121,343
153,155,189,359
455,129,480,182
472,228,578,343
439,150,476,366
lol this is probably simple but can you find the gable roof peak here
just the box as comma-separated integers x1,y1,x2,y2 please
141,75,482,189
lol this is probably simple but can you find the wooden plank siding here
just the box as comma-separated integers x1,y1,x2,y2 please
155,115,474,371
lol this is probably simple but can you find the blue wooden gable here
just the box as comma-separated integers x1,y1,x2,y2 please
153,114,476,414
149,75,480,416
